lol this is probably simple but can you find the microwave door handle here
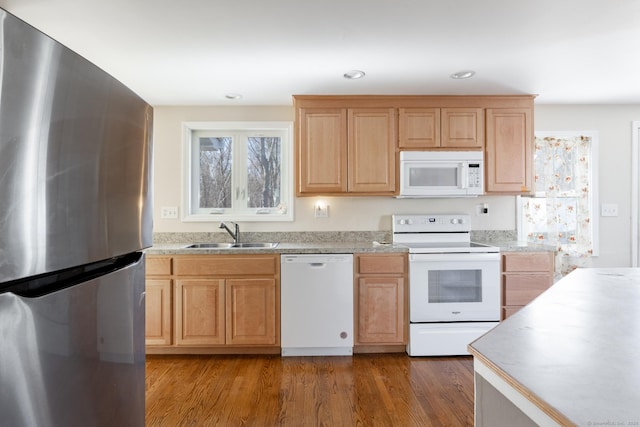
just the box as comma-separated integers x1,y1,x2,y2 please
459,163,468,189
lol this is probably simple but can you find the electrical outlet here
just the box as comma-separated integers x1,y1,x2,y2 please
601,204,618,217
476,203,489,216
160,206,179,219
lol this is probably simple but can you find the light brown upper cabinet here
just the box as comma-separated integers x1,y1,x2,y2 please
398,108,440,148
441,108,484,148
347,108,396,193
399,107,483,149
294,95,535,196
297,108,348,194
295,103,396,196
485,108,534,194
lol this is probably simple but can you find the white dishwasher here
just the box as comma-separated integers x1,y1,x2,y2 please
281,254,354,356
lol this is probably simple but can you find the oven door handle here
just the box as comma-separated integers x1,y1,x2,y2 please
409,253,500,262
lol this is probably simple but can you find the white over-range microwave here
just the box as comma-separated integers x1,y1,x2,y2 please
398,151,484,197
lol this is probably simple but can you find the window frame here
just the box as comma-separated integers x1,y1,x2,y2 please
517,130,599,256
181,121,294,222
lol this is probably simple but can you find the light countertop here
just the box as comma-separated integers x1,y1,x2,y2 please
145,241,408,255
146,240,554,255
146,230,555,256
469,268,640,426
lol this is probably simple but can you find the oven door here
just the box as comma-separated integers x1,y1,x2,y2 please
409,252,500,322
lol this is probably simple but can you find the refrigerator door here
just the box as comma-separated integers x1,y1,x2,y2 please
0,253,146,427
0,9,153,283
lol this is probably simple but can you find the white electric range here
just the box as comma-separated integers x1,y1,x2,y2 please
392,214,501,356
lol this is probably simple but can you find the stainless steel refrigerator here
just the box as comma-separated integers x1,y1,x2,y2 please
0,8,152,426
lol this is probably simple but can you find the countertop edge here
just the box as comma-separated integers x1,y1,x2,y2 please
145,242,409,255
468,346,574,426
469,268,640,425
145,241,555,255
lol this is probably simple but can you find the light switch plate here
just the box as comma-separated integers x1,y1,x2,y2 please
314,205,329,218
601,204,618,217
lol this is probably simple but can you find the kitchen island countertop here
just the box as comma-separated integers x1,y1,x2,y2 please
469,268,640,426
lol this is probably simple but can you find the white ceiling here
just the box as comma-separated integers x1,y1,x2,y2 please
1,0,639,106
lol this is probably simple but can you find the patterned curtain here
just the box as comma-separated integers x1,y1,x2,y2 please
522,134,593,276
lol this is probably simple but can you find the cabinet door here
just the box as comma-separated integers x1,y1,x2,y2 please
441,108,484,148
357,277,405,344
145,279,172,346
297,108,347,194
175,279,225,346
226,278,277,345
398,108,440,148
348,108,396,193
485,108,533,193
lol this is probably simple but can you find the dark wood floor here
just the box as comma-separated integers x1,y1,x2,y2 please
146,353,475,426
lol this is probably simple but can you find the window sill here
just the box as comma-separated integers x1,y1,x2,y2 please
182,212,294,222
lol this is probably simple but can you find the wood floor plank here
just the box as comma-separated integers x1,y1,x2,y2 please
146,354,474,426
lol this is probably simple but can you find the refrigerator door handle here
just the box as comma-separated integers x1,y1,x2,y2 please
1,253,143,298
138,292,146,308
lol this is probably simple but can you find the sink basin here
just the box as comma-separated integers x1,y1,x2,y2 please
186,242,278,249
232,242,279,248
187,243,234,249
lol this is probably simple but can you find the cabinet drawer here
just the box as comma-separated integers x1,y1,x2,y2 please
147,256,172,275
503,252,553,272
503,274,553,306
357,254,406,274
174,255,278,276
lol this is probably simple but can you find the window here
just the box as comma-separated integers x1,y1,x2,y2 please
182,121,293,221
518,131,599,276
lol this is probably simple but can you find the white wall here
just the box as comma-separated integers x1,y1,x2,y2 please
152,106,516,234
535,104,640,268
152,104,640,267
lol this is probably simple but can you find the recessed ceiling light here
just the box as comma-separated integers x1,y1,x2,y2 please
450,70,476,80
224,93,242,100
343,70,366,80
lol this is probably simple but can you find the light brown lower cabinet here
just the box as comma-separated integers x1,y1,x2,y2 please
354,253,408,351
145,256,173,346
145,279,173,346
501,252,554,319
225,278,277,345
174,279,225,346
145,254,280,354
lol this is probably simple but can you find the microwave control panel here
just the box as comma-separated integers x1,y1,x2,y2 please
468,164,482,189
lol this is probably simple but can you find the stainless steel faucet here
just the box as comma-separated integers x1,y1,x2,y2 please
219,221,239,244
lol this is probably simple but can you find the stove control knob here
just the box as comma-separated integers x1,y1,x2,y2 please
451,218,464,224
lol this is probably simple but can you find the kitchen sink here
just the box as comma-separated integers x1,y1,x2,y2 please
232,242,279,248
186,242,278,249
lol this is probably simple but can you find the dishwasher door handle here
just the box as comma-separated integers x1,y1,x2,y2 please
309,263,326,268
